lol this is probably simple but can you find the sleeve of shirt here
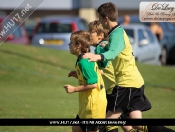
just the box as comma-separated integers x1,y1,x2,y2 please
104,43,109,51
97,61,102,69
78,59,98,84
101,29,125,61
95,44,108,69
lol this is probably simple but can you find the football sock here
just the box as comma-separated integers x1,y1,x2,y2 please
128,128,138,132
99,126,106,132
142,126,148,132
106,126,118,132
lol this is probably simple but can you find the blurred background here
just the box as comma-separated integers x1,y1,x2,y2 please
0,0,175,65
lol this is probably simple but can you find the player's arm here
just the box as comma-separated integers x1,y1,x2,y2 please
83,29,125,62
75,83,97,91
99,42,109,68
94,42,108,68
64,83,97,93
68,70,78,79
100,43,109,51
101,29,125,61
64,59,98,93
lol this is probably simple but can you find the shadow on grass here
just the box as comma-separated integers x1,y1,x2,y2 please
0,49,70,70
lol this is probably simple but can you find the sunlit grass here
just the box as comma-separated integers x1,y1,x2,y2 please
0,43,175,131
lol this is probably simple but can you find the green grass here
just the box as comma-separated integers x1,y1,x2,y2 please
0,43,175,132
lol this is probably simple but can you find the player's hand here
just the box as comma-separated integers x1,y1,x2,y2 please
100,43,106,47
64,85,75,93
82,53,101,62
68,71,78,78
100,69,104,75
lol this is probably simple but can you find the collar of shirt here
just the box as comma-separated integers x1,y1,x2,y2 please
108,24,120,36
95,40,106,47
75,53,84,67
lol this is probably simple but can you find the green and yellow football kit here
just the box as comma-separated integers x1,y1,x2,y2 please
94,40,116,94
101,25,144,88
75,54,107,119
99,25,151,132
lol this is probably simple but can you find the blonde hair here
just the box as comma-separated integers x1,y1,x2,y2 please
71,30,93,53
88,20,109,40
97,2,118,22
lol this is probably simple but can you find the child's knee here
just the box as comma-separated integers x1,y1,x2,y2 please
106,110,122,118
72,126,82,132
129,110,142,119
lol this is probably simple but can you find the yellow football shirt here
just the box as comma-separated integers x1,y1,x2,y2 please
102,25,144,88
75,54,107,118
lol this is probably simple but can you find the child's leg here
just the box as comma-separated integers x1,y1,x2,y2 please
126,86,151,131
105,110,122,132
106,126,118,132
106,110,122,119
129,110,143,130
106,86,139,132
122,126,138,132
72,126,82,132
99,126,118,132
129,111,175,132
120,114,138,132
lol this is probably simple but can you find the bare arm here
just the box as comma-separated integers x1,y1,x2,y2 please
64,83,97,93
68,70,78,79
83,29,125,62
82,53,102,62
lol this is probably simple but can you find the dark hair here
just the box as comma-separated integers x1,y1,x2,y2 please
103,29,109,41
97,2,118,22
71,30,93,53
88,20,109,40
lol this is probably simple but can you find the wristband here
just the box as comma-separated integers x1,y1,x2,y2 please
100,54,104,61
